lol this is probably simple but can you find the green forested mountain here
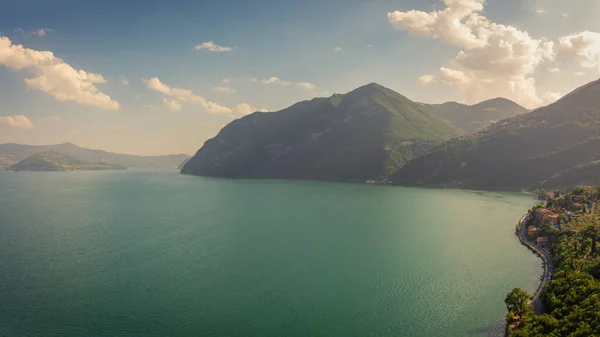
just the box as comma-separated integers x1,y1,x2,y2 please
0,142,190,169
182,83,463,181
9,152,126,171
393,78,600,191
423,97,529,133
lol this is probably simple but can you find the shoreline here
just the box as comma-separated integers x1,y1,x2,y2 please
514,214,553,313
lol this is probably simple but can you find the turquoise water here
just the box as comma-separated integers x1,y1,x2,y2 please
0,170,540,336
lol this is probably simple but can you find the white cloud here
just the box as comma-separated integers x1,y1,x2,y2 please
419,74,436,84
575,72,585,76
194,41,233,52
260,76,316,90
535,9,546,14
0,115,33,128
120,76,129,85
333,47,342,52
162,98,182,112
222,78,230,83
440,67,471,85
548,67,561,73
366,44,373,48
387,0,562,108
233,103,268,115
145,77,232,114
561,13,569,18
233,103,256,115
16,28,51,37
558,31,600,69
296,82,316,90
33,28,49,37
0,36,119,110
213,86,236,94
542,92,563,103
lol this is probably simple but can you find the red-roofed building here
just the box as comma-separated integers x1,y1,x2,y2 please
528,226,541,237
537,236,550,246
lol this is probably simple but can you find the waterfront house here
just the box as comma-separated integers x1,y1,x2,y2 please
536,236,550,246
535,208,558,224
528,226,541,237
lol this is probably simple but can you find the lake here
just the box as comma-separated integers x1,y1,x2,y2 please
0,170,540,336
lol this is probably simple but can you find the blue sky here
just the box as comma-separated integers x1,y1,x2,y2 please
1,0,600,155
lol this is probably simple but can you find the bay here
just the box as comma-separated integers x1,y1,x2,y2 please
0,170,540,336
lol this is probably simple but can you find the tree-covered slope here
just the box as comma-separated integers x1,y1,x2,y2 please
0,142,190,169
508,186,600,336
182,83,463,181
394,78,600,191
9,152,126,171
423,97,529,133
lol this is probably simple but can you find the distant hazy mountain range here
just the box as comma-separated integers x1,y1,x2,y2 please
182,83,463,181
395,78,600,190
9,152,127,172
422,98,529,133
0,142,190,170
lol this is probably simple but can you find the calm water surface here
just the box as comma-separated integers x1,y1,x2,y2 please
0,170,540,336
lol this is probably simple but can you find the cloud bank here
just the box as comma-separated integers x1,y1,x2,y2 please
0,115,33,128
0,37,119,110
388,0,600,108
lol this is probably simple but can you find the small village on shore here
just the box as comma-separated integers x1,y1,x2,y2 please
506,186,600,336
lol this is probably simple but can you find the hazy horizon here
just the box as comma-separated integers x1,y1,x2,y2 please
2,0,600,155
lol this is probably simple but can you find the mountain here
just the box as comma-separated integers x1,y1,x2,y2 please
9,152,126,171
0,143,190,169
423,98,528,133
182,83,463,181
393,78,600,191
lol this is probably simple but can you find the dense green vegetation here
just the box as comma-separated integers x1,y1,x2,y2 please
182,83,463,181
423,97,528,133
394,78,600,191
9,151,127,171
507,186,600,336
0,142,190,169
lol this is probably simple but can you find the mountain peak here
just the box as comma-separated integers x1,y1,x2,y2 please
346,82,389,95
182,82,462,180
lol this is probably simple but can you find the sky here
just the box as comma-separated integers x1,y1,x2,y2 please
1,0,600,155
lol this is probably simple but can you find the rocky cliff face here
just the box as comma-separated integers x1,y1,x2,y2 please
181,83,462,181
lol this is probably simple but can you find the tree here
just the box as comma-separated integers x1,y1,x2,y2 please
583,224,600,256
505,288,531,317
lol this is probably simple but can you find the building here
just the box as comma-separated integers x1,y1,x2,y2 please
535,208,558,224
537,236,550,246
528,226,541,237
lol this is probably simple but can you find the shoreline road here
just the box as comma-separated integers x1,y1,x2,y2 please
517,215,554,315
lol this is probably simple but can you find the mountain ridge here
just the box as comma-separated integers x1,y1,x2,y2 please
422,97,529,133
393,78,600,190
0,143,190,169
182,82,463,181
9,151,127,172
